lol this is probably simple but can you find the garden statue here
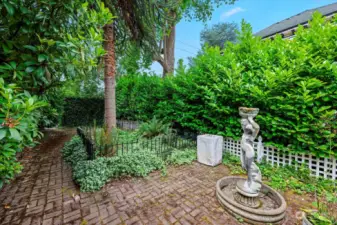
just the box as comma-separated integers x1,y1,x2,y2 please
215,107,287,224
237,107,262,196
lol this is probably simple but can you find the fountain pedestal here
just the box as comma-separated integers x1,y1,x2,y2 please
235,180,261,208
215,107,287,224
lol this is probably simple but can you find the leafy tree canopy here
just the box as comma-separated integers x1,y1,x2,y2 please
200,22,238,48
0,0,112,95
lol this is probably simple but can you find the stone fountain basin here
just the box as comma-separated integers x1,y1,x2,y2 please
239,107,259,118
216,176,287,224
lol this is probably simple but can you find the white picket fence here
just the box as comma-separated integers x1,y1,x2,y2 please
223,136,337,180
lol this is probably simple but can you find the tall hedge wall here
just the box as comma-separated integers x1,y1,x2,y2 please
116,13,337,157
62,98,104,126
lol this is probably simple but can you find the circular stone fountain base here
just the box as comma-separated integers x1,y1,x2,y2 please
216,176,287,224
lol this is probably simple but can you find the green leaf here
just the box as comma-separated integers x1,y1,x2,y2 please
24,61,37,66
0,129,6,140
4,3,15,15
9,61,16,69
9,128,21,141
28,98,34,106
318,106,331,112
24,45,37,52
25,66,36,73
38,54,48,62
35,67,45,78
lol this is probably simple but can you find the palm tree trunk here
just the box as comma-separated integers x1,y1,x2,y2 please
103,23,116,131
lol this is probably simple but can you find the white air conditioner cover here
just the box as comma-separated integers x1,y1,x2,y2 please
197,134,223,166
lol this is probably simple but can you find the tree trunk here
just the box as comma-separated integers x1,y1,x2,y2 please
103,23,117,131
162,23,175,77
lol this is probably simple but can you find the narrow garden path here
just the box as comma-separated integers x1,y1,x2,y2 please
0,129,311,225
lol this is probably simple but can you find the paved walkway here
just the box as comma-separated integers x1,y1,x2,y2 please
0,129,306,225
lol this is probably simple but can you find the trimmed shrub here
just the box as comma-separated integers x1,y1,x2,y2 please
116,74,163,121
115,13,337,157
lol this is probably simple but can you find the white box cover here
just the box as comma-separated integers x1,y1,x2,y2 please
197,134,223,166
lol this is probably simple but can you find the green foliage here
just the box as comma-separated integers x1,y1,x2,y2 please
166,148,196,165
116,13,337,157
116,129,140,142
63,135,166,192
179,0,236,22
304,191,337,225
73,158,109,192
0,78,46,187
117,44,153,76
105,150,166,178
200,22,238,48
116,74,163,121
0,0,112,92
62,98,104,126
0,0,113,129
72,150,166,192
62,69,104,98
61,135,88,166
306,211,333,225
222,153,245,175
82,125,119,157
138,117,172,138
222,153,337,195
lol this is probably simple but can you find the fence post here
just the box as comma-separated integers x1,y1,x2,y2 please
257,136,264,163
87,140,95,160
332,157,336,180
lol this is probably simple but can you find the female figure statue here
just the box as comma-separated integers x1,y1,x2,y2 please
238,107,262,195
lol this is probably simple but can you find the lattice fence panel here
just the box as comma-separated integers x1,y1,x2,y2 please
117,120,139,130
223,137,337,180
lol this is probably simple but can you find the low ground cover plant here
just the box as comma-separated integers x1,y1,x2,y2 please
166,148,197,165
62,135,167,192
223,153,336,194
61,136,88,166
62,131,198,192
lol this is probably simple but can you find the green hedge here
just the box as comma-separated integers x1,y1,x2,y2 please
62,97,104,126
62,74,162,126
116,74,163,121
62,13,337,157
116,13,337,157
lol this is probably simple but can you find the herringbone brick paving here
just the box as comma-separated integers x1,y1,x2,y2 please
0,129,308,225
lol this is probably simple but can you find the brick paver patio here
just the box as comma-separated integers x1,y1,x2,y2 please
0,129,307,225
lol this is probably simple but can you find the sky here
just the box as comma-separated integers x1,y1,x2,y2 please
150,0,337,74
